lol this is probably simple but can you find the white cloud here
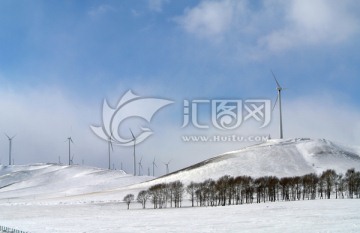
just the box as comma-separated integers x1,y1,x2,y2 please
282,94,360,145
175,0,360,54
0,85,359,173
0,86,109,167
88,4,116,17
175,0,240,38
148,0,169,12
260,0,360,52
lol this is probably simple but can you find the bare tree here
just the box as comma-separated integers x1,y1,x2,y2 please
346,168,356,198
321,169,337,199
302,173,318,200
137,190,149,209
170,180,184,208
293,176,302,200
337,173,345,198
267,176,279,202
216,175,231,206
148,183,167,209
186,182,197,207
141,168,360,211
318,175,325,199
123,194,134,210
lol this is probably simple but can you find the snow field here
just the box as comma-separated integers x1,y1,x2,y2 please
0,199,359,233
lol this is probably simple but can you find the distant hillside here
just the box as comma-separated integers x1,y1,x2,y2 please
0,164,152,202
139,138,360,187
1,138,359,203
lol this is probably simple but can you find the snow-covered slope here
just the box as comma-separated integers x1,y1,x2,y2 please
0,163,153,202
142,138,360,186
1,138,359,204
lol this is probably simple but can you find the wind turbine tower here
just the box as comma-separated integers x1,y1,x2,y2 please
66,137,74,165
5,134,15,166
107,136,113,170
271,71,284,139
70,154,75,165
164,159,171,175
152,157,157,176
130,129,137,176
138,157,143,176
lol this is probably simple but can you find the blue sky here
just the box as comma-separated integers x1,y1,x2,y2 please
0,0,360,174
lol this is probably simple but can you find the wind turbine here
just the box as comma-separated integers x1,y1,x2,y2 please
271,70,284,139
5,134,15,166
164,159,171,175
152,157,157,176
138,157,143,176
130,129,137,176
107,135,114,170
66,137,74,165
70,154,75,165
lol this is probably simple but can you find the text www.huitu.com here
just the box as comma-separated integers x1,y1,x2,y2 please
181,135,269,143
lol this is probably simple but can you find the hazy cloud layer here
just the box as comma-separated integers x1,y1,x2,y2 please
1,86,359,174
176,0,360,55
148,0,169,12
88,4,117,17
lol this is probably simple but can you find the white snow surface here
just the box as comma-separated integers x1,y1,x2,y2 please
1,138,360,204
139,138,360,187
1,138,360,232
0,164,153,204
0,199,359,233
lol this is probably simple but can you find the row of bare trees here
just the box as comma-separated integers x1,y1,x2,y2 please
187,169,360,207
124,168,360,209
133,181,185,209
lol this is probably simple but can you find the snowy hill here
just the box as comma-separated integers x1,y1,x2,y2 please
0,164,153,203
141,138,360,186
1,138,360,204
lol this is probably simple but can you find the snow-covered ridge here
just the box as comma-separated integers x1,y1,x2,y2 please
141,138,360,186
1,138,359,204
0,164,153,202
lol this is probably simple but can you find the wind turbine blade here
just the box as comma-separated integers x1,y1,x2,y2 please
110,141,113,151
168,159,172,164
110,131,116,141
272,95,279,111
271,70,281,89
5,133,10,139
129,129,135,139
